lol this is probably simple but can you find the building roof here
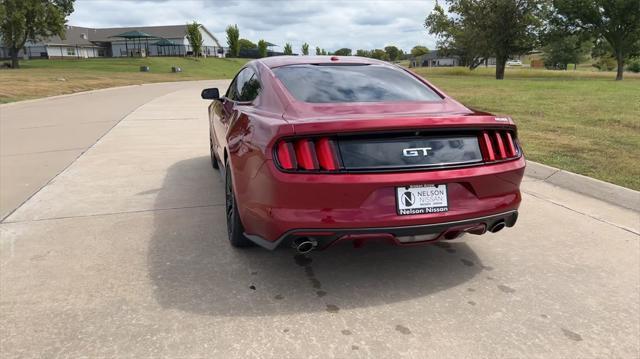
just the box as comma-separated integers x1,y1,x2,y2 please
44,26,96,46
44,25,220,47
109,30,156,39
87,25,191,42
413,50,460,61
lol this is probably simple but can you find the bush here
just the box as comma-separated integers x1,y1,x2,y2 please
626,59,640,73
592,57,616,71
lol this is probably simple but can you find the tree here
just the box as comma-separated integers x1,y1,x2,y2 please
0,0,75,68
238,38,256,50
333,48,352,56
542,34,592,70
257,39,268,58
283,42,293,55
186,22,203,57
321,48,327,55
356,49,372,57
226,24,240,57
315,46,321,55
553,0,640,80
370,49,389,61
425,0,547,79
301,42,309,55
411,45,429,57
384,45,400,61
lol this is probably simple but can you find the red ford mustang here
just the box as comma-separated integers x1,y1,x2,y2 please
201,56,525,253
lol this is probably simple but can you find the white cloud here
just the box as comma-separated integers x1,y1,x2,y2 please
68,0,438,52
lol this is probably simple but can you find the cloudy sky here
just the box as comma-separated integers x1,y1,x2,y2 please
69,0,438,52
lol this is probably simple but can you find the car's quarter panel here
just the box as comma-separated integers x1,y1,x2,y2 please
226,107,294,180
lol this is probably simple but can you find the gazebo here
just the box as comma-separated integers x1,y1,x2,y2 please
154,38,181,57
110,30,157,57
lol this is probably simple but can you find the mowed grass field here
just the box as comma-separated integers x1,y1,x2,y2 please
0,57,248,103
1,58,638,189
412,67,640,190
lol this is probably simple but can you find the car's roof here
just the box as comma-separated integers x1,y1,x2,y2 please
255,55,390,69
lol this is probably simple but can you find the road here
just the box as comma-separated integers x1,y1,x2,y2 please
1,82,638,358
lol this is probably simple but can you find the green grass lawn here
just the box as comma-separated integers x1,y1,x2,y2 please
0,57,248,103
412,67,640,190
18,56,247,77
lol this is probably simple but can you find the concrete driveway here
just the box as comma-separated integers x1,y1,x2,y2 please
1,82,638,358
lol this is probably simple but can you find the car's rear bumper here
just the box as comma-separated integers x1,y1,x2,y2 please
235,156,525,249
245,210,518,250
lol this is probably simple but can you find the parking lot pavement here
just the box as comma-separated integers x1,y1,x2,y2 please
1,83,638,358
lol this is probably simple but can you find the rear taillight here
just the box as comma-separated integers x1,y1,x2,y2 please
276,137,340,172
479,130,520,162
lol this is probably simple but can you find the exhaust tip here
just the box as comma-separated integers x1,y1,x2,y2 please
489,221,506,233
294,238,317,254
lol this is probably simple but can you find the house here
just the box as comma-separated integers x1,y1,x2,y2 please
410,50,460,68
410,50,526,68
0,24,226,60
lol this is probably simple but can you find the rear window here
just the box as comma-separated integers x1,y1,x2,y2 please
272,64,442,103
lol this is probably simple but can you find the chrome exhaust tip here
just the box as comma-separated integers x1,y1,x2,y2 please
294,238,317,254
489,221,506,233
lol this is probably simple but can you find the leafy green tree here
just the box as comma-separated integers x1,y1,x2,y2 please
356,49,372,57
321,49,327,55
315,46,321,55
257,39,268,58
283,42,293,55
384,45,400,61
301,42,309,55
0,0,75,68
225,24,240,57
333,48,352,56
186,22,203,57
542,34,592,70
425,0,547,79
370,49,389,61
553,0,640,80
238,38,256,50
411,45,429,57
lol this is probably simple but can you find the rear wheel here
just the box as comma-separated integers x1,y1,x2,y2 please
209,136,219,169
225,164,253,247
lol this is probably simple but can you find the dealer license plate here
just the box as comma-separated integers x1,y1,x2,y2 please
396,184,448,215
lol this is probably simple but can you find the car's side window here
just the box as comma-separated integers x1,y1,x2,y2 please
227,67,261,103
238,74,261,102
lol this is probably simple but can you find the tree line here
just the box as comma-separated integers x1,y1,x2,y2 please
424,0,640,80
225,24,432,62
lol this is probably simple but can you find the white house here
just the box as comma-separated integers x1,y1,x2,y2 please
1,24,226,60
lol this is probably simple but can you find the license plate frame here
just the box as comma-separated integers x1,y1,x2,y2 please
396,184,449,216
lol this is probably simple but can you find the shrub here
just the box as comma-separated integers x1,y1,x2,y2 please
626,59,640,73
592,57,616,71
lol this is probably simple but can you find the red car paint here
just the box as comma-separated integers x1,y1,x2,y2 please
206,56,525,250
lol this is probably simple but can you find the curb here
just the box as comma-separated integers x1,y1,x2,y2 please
525,161,640,212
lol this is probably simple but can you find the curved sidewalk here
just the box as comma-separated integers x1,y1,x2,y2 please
0,81,217,220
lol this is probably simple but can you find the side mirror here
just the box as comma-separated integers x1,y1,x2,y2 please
201,88,220,100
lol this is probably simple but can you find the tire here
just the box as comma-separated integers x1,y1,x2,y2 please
209,136,219,169
225,164,253,247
